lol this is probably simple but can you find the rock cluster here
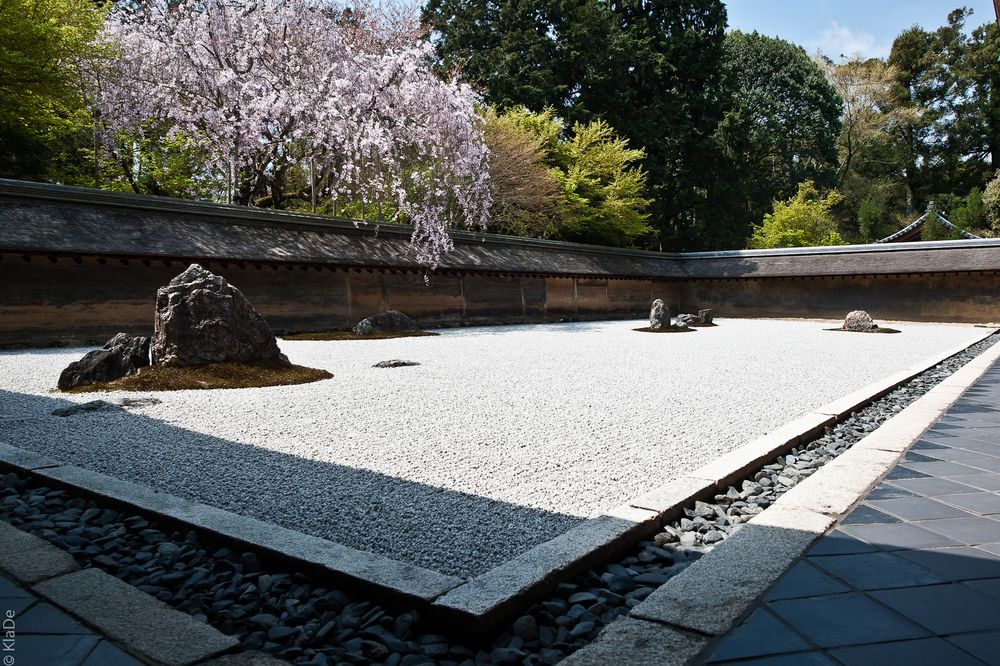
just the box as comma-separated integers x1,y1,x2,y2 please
842,310,878,332
57,333,150,390
649,299,668,329
152,264,287,367
352,310,417,336
676,309,714,327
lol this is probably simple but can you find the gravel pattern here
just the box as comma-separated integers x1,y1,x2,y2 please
0,319,986,578
0,332,995,666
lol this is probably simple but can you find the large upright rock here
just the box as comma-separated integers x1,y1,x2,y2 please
58,333,150,390
842,310,877,332
649,299,668,330
352,310,417,336
152,264,287,367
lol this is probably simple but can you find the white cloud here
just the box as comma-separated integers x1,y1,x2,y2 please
807,21,888,60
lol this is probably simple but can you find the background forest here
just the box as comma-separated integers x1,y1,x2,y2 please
2,0,999,252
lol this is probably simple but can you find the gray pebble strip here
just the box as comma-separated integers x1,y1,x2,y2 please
0,332,996,666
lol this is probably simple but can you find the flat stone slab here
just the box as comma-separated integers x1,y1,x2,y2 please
30,463,462,603
630,507,834,636
35,567,240,666
0,519,79,584
559,617,708,666
0,441,59,470
435,506,659,625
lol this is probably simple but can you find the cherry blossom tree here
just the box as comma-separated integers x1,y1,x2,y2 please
90,0,490,267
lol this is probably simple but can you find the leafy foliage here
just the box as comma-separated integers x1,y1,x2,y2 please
481,107,569,239
985,171,1000,233
714,31,843,248
748,181,844,249
497,108,652,246
0,0,106,181
423,0,728,249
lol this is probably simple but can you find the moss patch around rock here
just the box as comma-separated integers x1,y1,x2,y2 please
65,362,333,392
632,326,697,333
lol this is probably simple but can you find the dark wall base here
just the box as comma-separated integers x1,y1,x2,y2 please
0,255,680,347
680,273,1000,324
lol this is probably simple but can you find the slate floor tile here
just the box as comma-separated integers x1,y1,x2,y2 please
842,505,901,525
872,583,1000,634
920,448,1000,463
16,602,92,634
0,597,35,616
809,551,945,590
911,440,951,450
807,530,879,557
81,640,146,666
900,461,985,477
946,631,1000,666
769,593,927,648
865,484,917,501
904,452,940,463
0,575,32,598
839,522,962,551
897,546,1000,581
867,497,970,521
829,636,983,666
713,652,835,665
888,477,980,496
948,474,1000,491
938,492,1000,515
764,561,849,601
960,457,1000,473
885,467,932,481
963,577,1000,602
707,608,810,662
14,635,100,666
916,516,1000,544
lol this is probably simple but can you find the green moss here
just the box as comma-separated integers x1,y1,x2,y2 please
66,362,333,392
282,330,439,341
632,326,697,333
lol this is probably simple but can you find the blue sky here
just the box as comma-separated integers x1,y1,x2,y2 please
725,1,998,60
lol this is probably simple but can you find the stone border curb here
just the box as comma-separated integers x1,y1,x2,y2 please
6,461,462,604
0,327,994,639
565,330,1000,664
0,519,243,665
35,567,241,666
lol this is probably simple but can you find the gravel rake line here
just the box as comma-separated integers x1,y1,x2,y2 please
0,332,996,666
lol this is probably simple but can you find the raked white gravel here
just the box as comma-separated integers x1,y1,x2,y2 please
0,318,984,578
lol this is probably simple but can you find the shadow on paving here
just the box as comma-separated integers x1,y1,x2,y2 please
702,375,1000,665
0,388,583,580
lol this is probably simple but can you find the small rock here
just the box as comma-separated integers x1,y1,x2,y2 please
373,360,420,368
511,615,538,642
51,401,123,417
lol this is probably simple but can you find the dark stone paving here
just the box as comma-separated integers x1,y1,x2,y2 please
707,363,1000,665
0,572,144,665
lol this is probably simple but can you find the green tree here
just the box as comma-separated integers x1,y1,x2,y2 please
748,181,844,249
422,0,729,249
0,0,106,181
920,203,964,241
951,187,987,233
857,194,886,243
713,32,843,248
499,107,652,246
481,107,569,238
984,171,1000,232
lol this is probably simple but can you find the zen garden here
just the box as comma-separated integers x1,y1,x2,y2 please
2,1,1000,665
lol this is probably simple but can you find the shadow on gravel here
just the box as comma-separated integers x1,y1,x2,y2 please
0,389,584,579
